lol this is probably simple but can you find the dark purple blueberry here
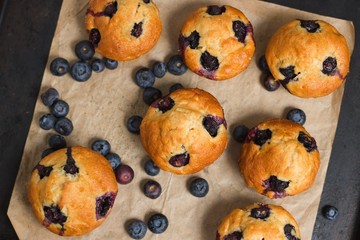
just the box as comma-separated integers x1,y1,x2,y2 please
223,231,243,240
41,148,55,158
233,20,247,43
41,88,59,107
143,179,162,199
279,65,298,84
322,57,337,76
250,128,272,146
169,83,184,93
286,108,306,125
206,5,226,15
144,159,160,176
103,1,117,18
284,224,300,240
91,58,105,73
48,134,67,150
250,204,271,220
167,54,187,75
322,205,338,221
89,28,101,46
169,152,189,167
151,61,167,78
104,58,118,70
189,177,209,198
43,205,67,226
127,115,143,134
202,115,225,137
39,113,57,130
91,139,111,156
258,55,270,74
297,131,317,152
299,19,320,33
50,100,69,118
115,164,134,184
105,152,122,169
35,164,53,179
127,220,147,239
147,213,168,234
200,51,219,72
95,192,116,220
143,87,162,105
153,96,175,113
181,31,200,49
135,68,156,88
262,175,289,198
50,57,70,76
232,125,249,143
75,40,95,61
54,117,73,136
70,61,92,82
263,74,280,92
143,0,150,3
64,147,79,175
131,22,143,38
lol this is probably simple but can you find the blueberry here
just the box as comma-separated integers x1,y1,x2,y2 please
322,205,338,220
43,205,67,226
144,159,160,176
250,204,271,220
223,231,243,240
41,148,55,158
279,65,298,84
200,51,219,72
135,68,156,88
48,134,67,150
202,115,224,137
39,114,57,130
91,58,105,73
169,152,189,167
91,139,111,156
286,108,306,125
258,55,270,74
131,22,143,38
127,115,143,134
206,5,226,15
299,19,320,33
115,164,134,184
263,74,280,91
127,220,147,239
152,96,175,113
232,20,247,43
95,192,116,220
54,117,73,136
147,213,168,234
34,164,53,179
169,83,184,93
248,128,272,146
64,147,79,175
41,88,59,107
167,55,187,75
322,57,337,76
143,87,162,105
232,125,249,143
70,61,92,82
104,58,118,70
284,224,300,240
75,40,95,61
89,28,101,46
105,152,121,169
50,57,70,76
297,131,317,152
50,99,69,118
143,180,162,199
262,175,289,198
103,1,118,18
152,61,167,78
189,177,209,197
180,31,200,50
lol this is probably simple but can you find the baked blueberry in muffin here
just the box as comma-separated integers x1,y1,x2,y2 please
179,5,255,80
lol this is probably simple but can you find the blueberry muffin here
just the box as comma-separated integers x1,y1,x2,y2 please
28,146,118,236
216,203,301,240
85,0,162,61
239,119,320,199
265,19,350,98
140,88,228,175
179,5,255,80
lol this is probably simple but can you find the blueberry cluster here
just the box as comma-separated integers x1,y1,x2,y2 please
257,55,280,92
49,40,118,82
127,213,169,239
90,139,134,185
39,88,73,136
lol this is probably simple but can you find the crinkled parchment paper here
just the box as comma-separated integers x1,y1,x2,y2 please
8,0,355,239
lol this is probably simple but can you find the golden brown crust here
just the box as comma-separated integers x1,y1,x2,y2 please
266,19,350,98
85,0,162,61
140,88,227,175
239,119,320,199
180,5,255,80
217,203,301,239
28,146,118,236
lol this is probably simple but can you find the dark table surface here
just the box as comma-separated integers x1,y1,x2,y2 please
0,0,359,239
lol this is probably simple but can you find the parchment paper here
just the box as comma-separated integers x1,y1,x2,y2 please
8,0,355,239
